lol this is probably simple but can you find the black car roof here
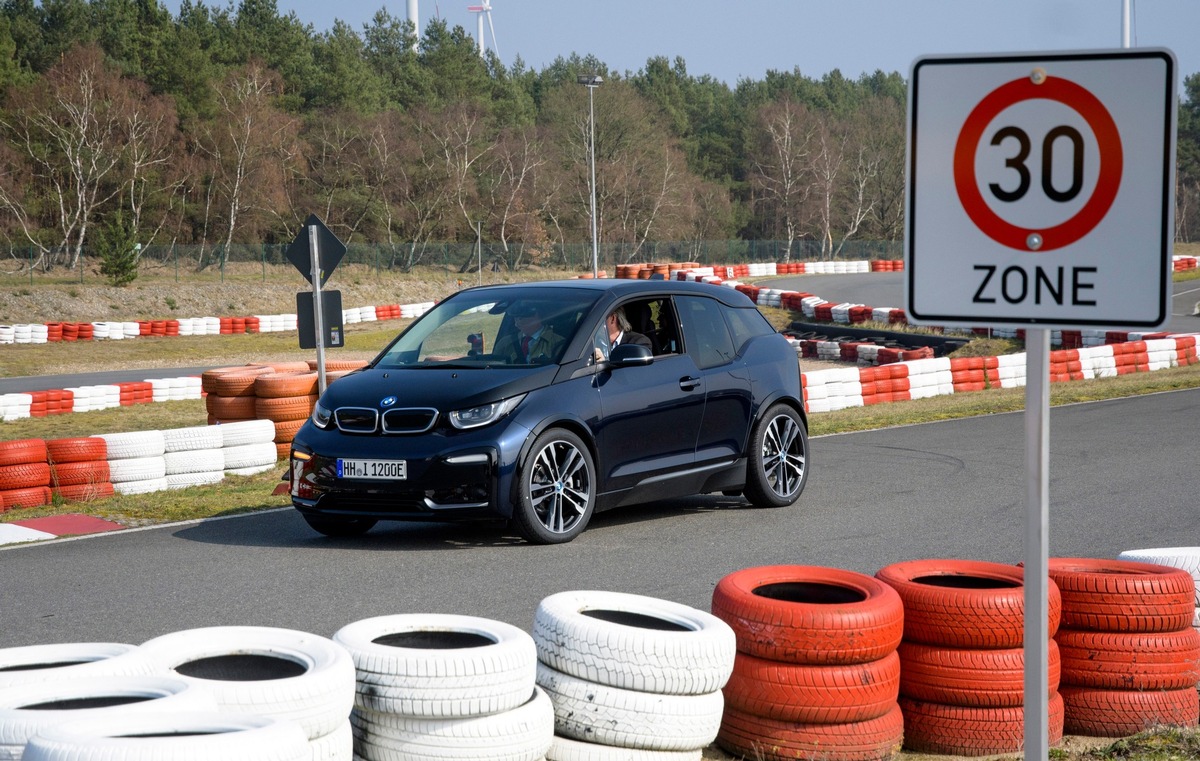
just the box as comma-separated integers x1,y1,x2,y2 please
458,278,756,307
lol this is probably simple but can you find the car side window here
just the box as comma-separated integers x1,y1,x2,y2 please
722,304,774,354
677,296,736,369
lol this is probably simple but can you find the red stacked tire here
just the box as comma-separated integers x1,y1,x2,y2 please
0,439,52,511
875,559,1064,756
254,371,320,461
1049,557,1200,737
201,365,276,424
46,436,114,503
711,565,905,761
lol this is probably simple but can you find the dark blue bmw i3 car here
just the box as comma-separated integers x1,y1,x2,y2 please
288,278,809,544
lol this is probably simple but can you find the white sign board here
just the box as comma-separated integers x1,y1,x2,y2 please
905,50,1176,329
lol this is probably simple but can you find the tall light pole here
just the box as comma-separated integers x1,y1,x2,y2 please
577,74,602,278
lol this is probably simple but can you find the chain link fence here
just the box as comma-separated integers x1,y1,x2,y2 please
1,240,904,286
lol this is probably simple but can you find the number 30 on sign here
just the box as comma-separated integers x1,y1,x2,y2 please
905,49,1176,330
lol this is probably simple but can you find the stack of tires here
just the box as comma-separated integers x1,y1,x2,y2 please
219,419,280,474
138,625,356,760
0,439,52,510
1115,547,1200,630
333,614,552,761
711,566,905,761
532,590,734,761
876,559,1063,756
47,436,113,503
1049,557,1200,737
98,430,168,496
162,425,226,490
254,371,319,462
202,366,270,424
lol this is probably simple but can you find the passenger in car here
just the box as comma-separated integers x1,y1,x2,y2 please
592,305,652,362
494,303,564,364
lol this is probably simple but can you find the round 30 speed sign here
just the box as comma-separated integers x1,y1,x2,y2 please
905,49,1176,329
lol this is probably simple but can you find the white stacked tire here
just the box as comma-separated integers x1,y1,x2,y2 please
162,425,225,490
0,676,218,759
20,713,309,761
333,614,551,761
0,644,154,690
138,626,356,760
97,431,168,496
532,591,735,761
219,420,279,475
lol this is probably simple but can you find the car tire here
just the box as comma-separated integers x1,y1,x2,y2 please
303,514,377,537
744,404,808,508
513,429,595,545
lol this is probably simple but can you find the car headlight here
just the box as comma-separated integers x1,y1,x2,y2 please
448,394,525,430
311,400,333,429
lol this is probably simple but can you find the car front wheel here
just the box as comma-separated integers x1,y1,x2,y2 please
303,514,377,537
514,429,596,544
744,404,808,508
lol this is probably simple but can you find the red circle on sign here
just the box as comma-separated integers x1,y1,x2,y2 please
953,75,1123,252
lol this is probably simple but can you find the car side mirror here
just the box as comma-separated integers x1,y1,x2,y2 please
610,343,653,367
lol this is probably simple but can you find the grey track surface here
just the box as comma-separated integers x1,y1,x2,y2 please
2,387,1196,647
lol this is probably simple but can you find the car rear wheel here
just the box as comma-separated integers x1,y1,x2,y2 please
744,404,808,508
514,429,595,544
302,514,377,537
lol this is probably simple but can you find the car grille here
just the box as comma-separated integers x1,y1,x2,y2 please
382,408,438,434
332,407,438,434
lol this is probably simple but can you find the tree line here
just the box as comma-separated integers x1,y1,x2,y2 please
1,0,1197,277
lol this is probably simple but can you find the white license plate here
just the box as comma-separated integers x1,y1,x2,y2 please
337,458,407,480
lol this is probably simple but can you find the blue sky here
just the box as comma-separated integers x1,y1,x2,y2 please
261,0,1198,88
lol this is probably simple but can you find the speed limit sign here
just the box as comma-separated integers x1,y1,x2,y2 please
905,49,1176,329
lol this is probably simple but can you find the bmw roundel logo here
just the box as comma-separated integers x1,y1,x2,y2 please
380,396,397,408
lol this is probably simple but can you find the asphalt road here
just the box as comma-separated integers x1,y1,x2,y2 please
2,387,1196,648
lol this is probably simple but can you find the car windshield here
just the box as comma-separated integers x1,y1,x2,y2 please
373,286,600,368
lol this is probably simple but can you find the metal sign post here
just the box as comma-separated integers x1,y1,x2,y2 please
1024,327,1050,754
309,223,327,395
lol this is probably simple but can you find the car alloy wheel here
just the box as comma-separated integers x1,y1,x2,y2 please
745,404,808,508
515,429,595,544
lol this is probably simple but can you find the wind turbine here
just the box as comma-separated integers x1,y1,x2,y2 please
467,0,498,59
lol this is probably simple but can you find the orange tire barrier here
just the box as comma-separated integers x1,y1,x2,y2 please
1060,686,1199,737
1047,557,1195,633
711,565,904,664
1056,628,1200,690
255,394,319,423
205,395,258,420
0,485,52,510
254,372,319,399
0,462,51,490
717,703,904,761
46,437,107,463
899,693,1064,756
875,559,1061,648
723,650,900,724
52,482,115,503
49,460,111,488
897,640,1060,707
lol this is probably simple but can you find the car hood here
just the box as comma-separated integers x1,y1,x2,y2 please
316,365,559,412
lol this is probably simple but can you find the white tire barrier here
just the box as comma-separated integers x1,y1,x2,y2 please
164,449,224,475
162,426,224,453
138,626,356,742
106,456,167,484
223,442,279,470
112,477,170,495
218,420,276,448
536,663,723,752
350,686,553,761
20,712,310,761
97,431,165,460
533,591,735,696
0,676,218,756
546,736,701,761
334,614,536,719
0,644,153,690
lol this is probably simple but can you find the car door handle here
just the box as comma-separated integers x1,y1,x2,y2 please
679,376,702,391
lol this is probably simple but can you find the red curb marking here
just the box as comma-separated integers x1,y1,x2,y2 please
11,514,125,536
